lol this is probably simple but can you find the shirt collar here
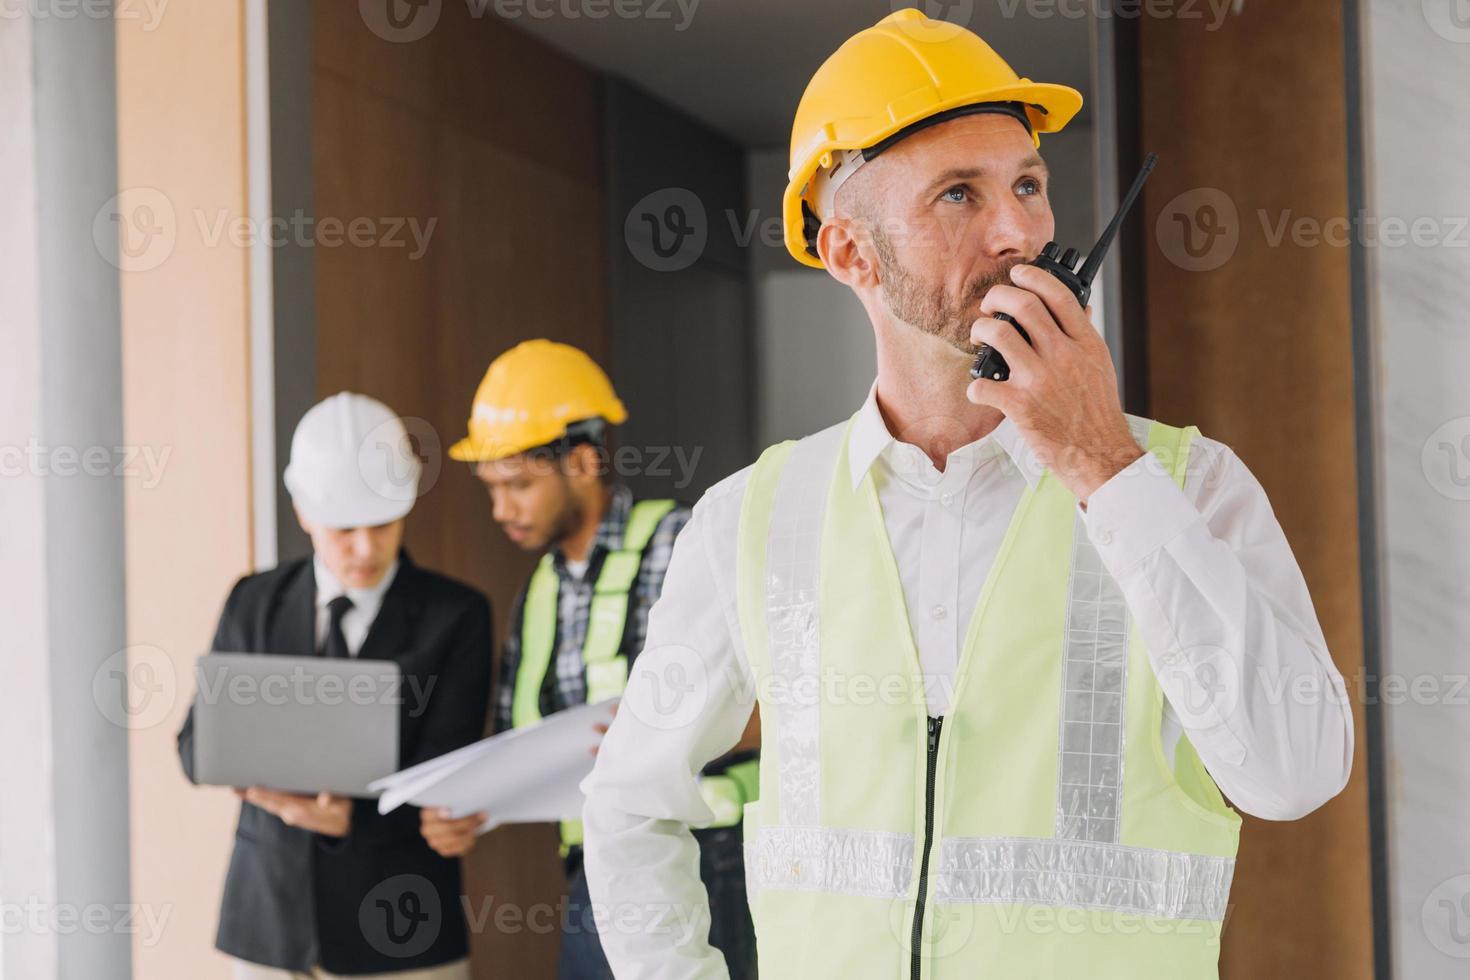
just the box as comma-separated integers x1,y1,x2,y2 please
312,553,400,618
846,382,1047,491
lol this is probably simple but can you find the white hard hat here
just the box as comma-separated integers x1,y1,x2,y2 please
283,392,421,529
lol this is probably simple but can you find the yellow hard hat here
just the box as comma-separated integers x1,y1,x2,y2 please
783,8,1084,269
448,340,628,463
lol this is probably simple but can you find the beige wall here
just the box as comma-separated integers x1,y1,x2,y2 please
117,2,254,978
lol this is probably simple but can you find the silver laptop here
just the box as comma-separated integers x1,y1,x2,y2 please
192,653,401,797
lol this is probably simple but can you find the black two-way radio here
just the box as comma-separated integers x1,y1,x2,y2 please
970,152,1158,383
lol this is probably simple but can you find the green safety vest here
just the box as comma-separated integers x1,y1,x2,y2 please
735,415,1241,979
513,498,759,851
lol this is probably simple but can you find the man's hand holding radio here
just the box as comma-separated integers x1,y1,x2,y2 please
966,262,1143,505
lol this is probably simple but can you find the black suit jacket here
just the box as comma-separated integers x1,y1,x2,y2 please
177,551,492,975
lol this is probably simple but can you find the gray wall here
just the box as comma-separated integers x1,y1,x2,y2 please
745,147,873,446
604,78,753,498
0,7,131,979
265,0,317,566
1354,2,1470,976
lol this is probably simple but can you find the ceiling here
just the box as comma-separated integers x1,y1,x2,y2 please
498,0,1095,147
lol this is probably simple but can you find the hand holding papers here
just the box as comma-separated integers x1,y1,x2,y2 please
370,699,617,834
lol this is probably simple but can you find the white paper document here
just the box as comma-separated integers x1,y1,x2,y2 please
369,698,616,834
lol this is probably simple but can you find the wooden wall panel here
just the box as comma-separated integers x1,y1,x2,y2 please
116,2,255,977
1136,3,1373,978
312,3,608,975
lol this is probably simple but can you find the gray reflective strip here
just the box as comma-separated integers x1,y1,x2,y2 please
1055,523,1130,843
1054,416,1156,844
763,423,845,827
934,837,1235,921
745,825,915,901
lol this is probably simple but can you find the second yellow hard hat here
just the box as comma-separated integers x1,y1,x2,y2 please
448,340,628,463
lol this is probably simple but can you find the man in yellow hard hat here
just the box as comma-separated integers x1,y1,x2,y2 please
583,9,1351,980
422,339,759,979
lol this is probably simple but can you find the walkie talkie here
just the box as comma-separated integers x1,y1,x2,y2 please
970,152,1158,382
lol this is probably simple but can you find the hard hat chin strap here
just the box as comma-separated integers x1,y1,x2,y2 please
802,100,1039,259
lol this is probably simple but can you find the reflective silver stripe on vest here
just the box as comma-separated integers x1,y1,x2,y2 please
745,825,914,901
763,424,846,827
1053,416,1156,844
934,836,1234,921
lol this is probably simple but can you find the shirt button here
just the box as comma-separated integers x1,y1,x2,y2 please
930,605,948,621
1095,527,1114,546
941,492,956,507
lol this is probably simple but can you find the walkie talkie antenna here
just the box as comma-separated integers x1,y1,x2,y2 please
1076,152,1156,288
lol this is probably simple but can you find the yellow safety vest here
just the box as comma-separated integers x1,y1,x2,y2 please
514,498,758,851
735,415,1240,979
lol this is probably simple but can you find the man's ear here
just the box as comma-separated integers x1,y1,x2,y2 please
564,443,607,485
818,216,880,290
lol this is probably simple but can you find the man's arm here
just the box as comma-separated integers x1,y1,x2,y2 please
351,590,493,848
490,587,525,736
1081,435,1354,820
425,586,520,857
581,472,755,980
404,590,494,766
635,504,761,762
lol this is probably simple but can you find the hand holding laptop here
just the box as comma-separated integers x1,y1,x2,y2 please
235,787,354,837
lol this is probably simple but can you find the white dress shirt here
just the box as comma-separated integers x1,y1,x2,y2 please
311,556,399,657
581,387,1354,979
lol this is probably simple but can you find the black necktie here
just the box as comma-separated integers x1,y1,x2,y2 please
322,595,354,659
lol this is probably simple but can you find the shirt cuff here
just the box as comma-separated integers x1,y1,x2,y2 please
1078,451,1200,572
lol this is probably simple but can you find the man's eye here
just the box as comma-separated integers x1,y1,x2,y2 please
941,185,969,204
1018,177,1042,197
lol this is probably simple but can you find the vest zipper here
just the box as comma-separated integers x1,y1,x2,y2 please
911,714,943,980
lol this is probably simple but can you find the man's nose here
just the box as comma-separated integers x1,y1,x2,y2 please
491,494,514,524
977,194,1032,260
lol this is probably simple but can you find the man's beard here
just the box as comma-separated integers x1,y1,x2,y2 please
874,227,1023,354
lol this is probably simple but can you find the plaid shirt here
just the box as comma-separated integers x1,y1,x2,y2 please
493,484,691,734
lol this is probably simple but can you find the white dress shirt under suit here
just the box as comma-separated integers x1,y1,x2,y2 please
581,386,1354,978
310,556,399,656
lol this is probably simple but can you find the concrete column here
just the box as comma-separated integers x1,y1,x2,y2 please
0,5,131,979
1352,2,1470,976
